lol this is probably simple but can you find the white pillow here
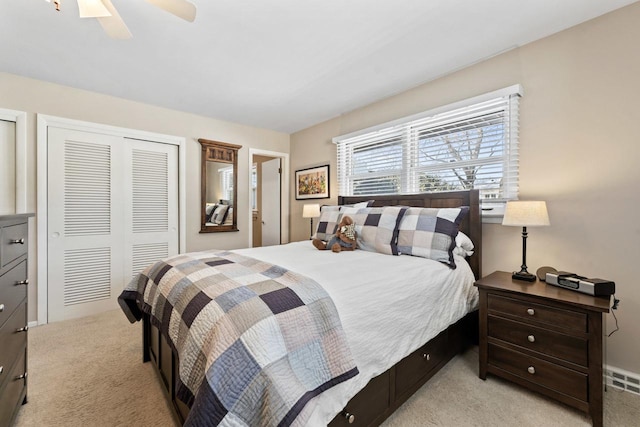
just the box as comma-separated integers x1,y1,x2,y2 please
455,231,474,256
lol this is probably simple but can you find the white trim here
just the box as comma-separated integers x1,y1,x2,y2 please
36,114,187,325
332,84,524,143
0,108,27,213
28,321,38,329
248,149,290,247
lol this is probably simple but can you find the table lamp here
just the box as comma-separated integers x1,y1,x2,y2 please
502,201,550,282
302,204,321,240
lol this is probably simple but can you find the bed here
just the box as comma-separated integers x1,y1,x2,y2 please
121,190,482,426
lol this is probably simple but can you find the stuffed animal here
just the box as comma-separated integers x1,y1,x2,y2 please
313,215,357,253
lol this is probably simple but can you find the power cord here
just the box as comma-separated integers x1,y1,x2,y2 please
607,295,620,337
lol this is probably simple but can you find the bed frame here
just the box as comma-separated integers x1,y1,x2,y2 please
142,189,482,426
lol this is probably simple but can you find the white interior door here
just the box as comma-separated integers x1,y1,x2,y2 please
261,158,281,246
47,128,179,322
123,139,179,279
0,119,16,215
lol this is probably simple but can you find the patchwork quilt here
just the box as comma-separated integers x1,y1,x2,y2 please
118,251,358,427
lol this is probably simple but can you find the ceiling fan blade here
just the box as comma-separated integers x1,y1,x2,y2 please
97,0,132,39
76,0,112,18
145,0,197,22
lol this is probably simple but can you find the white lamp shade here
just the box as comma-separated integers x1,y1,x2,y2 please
502,201,550,227
302,204,321,218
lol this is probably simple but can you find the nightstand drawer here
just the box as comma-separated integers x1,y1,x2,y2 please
489,344,587,401
488,294,587,332
488,316,588,366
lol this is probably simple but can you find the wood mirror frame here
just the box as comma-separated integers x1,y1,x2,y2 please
199,138,242,233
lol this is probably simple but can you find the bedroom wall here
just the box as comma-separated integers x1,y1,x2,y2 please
0,72,290,323
290,2,640,374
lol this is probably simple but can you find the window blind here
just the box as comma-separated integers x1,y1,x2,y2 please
335,86,521,206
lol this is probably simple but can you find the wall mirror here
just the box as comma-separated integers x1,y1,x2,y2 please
199,138,242,233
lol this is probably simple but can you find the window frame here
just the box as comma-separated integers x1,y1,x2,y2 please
333,85,523,222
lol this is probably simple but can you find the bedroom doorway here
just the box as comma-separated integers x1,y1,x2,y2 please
249,149,289,248
39,116,185,323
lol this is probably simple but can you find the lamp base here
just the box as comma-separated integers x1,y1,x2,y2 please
512,271,536,282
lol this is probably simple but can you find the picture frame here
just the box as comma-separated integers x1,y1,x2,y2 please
295,165,330,200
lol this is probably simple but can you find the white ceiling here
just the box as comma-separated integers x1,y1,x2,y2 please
1,0,637,133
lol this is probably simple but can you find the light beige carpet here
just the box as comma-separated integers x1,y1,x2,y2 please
14,309,640,426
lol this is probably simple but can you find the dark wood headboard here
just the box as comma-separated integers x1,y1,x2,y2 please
338,190,482,279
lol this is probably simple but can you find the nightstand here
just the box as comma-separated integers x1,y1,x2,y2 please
475,271,611,427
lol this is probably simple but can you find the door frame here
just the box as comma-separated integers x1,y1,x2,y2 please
0,108,27,213
248,148,289,248
36,114,186,325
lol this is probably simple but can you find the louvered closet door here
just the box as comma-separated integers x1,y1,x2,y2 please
47,128,126,322
47,129,179,322
123,139,178,280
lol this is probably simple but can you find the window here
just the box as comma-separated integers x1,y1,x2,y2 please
219,166,234,201
334,85,522,220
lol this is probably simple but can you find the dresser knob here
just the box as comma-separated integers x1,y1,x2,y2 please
16,279,29,286
527,335,535,343
0,366,3,374
342,411,355,424
527,366,536,375
423,353,431,361
17,325,29,333
0,304,4,312
16,372,28,380
10,238,25,245
527,308,535,316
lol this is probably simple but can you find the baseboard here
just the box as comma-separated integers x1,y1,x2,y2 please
605,365,640,396
28,320,38,329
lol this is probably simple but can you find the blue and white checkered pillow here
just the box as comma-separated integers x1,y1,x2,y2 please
340,206,408,255
313,205,342,241
397,206,470,268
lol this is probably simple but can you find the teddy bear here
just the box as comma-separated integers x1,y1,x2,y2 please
312,215,357,252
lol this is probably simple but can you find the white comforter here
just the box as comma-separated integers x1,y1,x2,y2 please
234,240,478,426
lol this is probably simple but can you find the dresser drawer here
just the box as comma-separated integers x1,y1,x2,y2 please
0,260,28,329
488,294,587,333
395,330,447,396
488,343,588,401
1,222,28,269
488,316,588,366
0,302,27,391
0,348,27,427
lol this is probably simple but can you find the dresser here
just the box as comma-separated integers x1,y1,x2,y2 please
475,271,610,427
0,214,32,427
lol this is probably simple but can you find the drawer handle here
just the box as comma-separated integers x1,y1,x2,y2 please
16,279,29,286
17,325,29,333
527,308,535,316
16,372,28,380
10,238,25,245
0,304,4,312
527,335,535,343
527,366,536,375
423,353,431,361
342,411,355,424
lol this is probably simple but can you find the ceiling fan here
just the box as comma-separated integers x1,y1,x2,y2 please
46,0,197,39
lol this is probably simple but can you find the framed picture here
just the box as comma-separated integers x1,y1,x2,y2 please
295,165,330,200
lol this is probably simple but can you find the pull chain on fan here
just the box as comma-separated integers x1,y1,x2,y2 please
46,0,197,39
